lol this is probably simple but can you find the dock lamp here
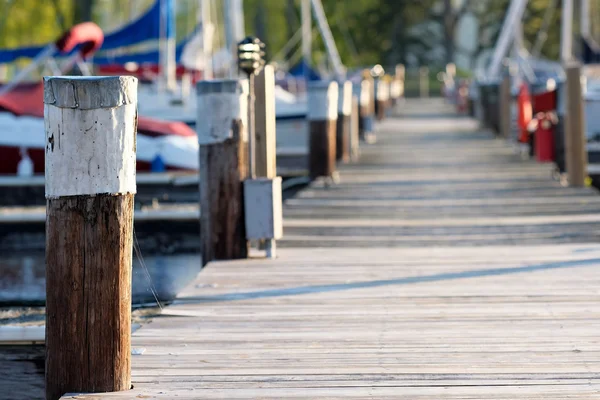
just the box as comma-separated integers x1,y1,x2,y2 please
237,37,282,259
237,36,265,178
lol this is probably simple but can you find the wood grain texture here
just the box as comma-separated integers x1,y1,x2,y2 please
335,114,350,162
358,105,370,140
376,99,387,121
66,99,600,399
199,120,249,265
565,64,588,187
46,194,133,400
309,120,336,179
254,66,277,179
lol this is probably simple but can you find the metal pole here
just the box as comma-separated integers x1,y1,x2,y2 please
301,0,312,66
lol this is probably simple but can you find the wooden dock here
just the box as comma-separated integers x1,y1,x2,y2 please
66,99,600,399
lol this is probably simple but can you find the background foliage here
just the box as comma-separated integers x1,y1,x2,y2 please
0,0,585,72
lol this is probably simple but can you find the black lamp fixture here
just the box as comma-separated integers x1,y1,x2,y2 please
237,36,265,76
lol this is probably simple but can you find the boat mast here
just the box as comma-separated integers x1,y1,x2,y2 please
581,0,590,41
201,0,213,79
561,0,574,62
301,0,312,68
159,0,177,91
487,0,528,78
309,0,345,79
224,0,245,77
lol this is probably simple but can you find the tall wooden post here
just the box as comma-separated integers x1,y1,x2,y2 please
375,79,389,121
44,76,137,400
350,95,360,161
564,63,588,187
197,80,249,265
336,81,352,162
354,80,374,143
395,64,405,104
499,75,512,140
308,81,338,179
420,66,429,98
254,65,277,179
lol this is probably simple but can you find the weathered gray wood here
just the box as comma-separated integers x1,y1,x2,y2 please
500,75,511,139
564,63,588,187
308,81,338,179
66,99,600,400
309,120,336,178
197,80,249,265
254,65,277,179
199,121,249,264
47,195,133,400
335,115,350,162
44,76,137,400
350,96,360,161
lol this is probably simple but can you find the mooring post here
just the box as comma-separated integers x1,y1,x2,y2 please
499,74,512,140
197,79,249,265
354,79,375,143
375,78,389,121
336,81,352,163
350,95,360,161
308,81,338,180
254,64,277,179
564,62,588,187
420,66,429,98
44,76,137,400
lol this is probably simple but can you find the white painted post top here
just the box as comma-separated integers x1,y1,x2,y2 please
395,64,405,81
390,80,402,99
44,76,137,109
44,76,138,198
338,81,353,116
376,80,390,101
196,79,249,145
356,80,371,108
308,81,338,121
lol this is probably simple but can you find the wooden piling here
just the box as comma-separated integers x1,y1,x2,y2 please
308,81,338,179
254,65,277,179
44,76,137,400
419,67,429,98
564,63,588,187
499,75,512,140
197,80,249,265
375,79,389,121
350,95,360,161
336,81,352,162
354,80,374,142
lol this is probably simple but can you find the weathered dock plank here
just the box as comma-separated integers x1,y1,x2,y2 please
63,99,600,399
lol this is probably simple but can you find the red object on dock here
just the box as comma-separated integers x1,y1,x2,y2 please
517,83,532,143
533,112,556,162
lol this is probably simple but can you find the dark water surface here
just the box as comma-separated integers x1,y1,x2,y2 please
0,253,201,399
0,253,202,306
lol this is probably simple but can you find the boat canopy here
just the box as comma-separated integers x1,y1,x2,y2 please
0,0,173,64
581,36,600,64
0,81,196,139
289,60,321,81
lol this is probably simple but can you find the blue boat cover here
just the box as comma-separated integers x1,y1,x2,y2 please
0,0,174,64
581,36,600,64
93,38,189,66
289,60,321,81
